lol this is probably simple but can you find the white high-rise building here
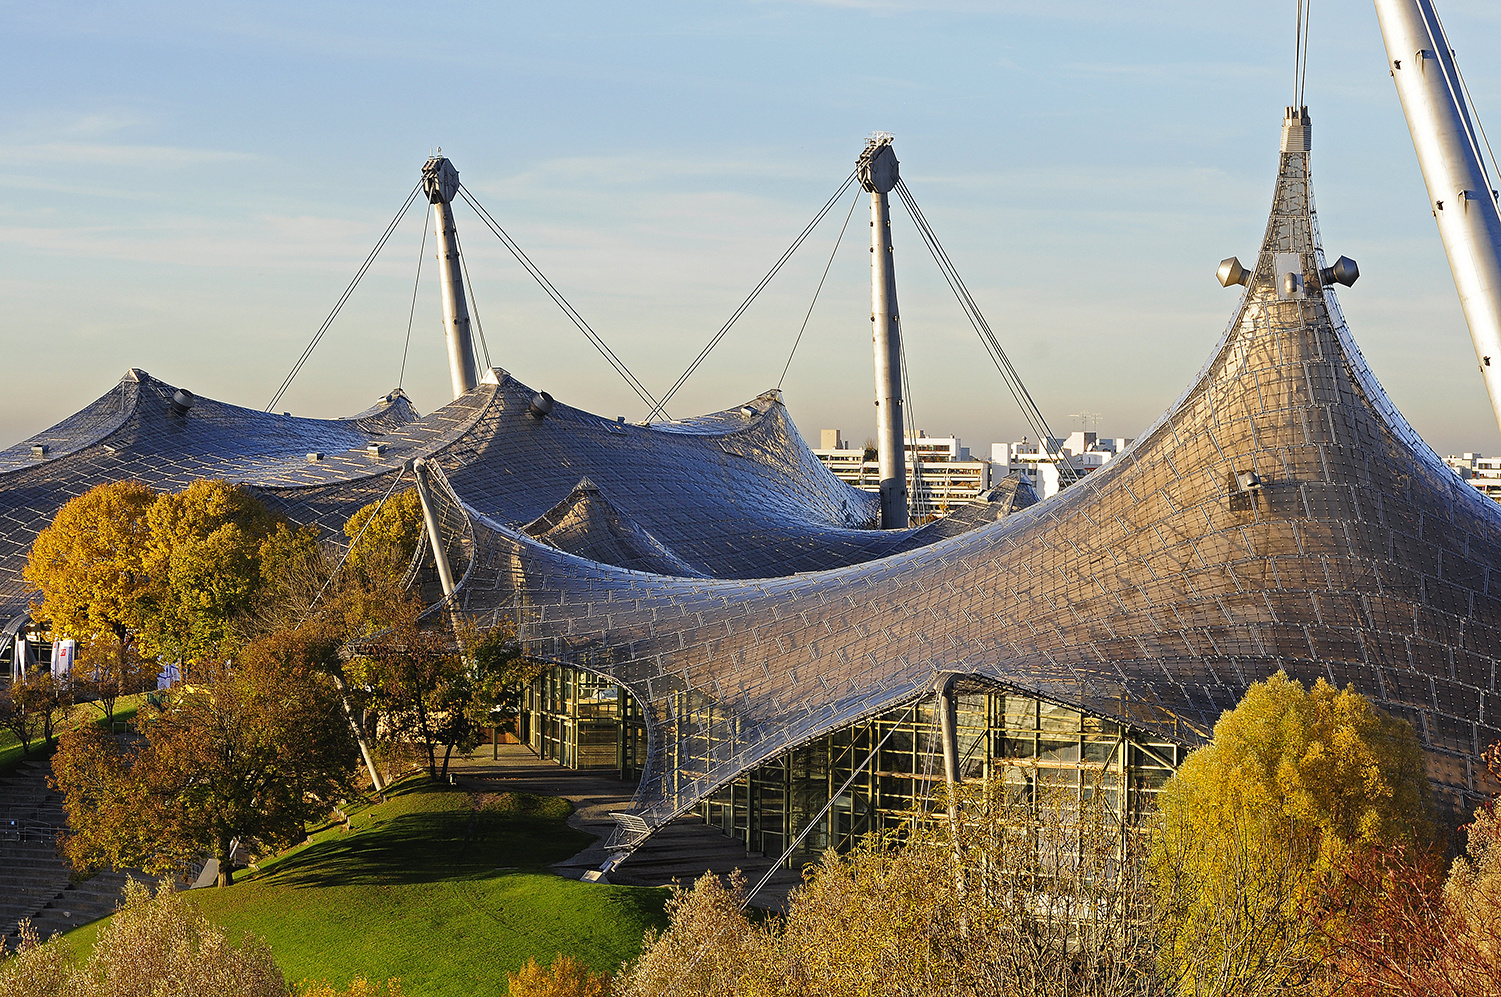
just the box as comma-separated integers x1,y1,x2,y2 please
991,432,1134,498
814,430,993,520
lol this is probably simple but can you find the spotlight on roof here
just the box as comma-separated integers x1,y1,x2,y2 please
1320,255,1360,287
1217,257,1251,287
169,389,195,415
528,392,555,421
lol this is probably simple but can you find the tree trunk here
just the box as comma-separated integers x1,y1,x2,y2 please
413,689,437,780
216,836,234,887
441,742,455,782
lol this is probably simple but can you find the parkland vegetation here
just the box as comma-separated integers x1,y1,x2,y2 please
3,480,1498,995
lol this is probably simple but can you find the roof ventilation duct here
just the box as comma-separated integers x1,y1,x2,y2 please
169,389,195,415
528,392,555,421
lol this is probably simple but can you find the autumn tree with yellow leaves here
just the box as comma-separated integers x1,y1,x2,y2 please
1149,671,1432,997
24,478,305,674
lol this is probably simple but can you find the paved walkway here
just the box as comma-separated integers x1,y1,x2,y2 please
448,742,803,911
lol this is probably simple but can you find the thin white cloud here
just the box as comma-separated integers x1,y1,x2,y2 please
0,142,258,168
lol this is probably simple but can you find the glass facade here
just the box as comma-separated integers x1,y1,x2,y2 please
699,685,1183,865
527,666,1183,865
524,665,648,777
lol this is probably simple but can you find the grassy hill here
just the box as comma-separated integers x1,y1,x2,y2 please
67,781,668,995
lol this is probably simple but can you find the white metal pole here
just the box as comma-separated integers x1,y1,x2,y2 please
860,137,908,529
421,156,479,399
1376,0,1501,433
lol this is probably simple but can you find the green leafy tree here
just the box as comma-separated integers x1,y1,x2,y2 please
23,479,157,648
141,478,280,666
1149,671,1431,997
53,623,360,887
343,488,424,584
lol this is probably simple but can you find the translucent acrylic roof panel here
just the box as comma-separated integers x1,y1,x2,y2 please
448,110,1501,833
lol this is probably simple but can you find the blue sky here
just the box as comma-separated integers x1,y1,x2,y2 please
4,0,1501,456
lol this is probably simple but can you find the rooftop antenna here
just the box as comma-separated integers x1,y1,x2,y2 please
421,154,479,399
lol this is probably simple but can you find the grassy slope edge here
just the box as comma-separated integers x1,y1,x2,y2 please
66,781,667,996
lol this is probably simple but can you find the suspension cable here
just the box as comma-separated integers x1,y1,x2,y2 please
646,169,860,422
453,222,492,371
892,178,1075,483
898,325,926,523
399,202,431,390
740,698,923,909
298,465,409,626
455,184,663,415
779,189,860,389
267,182,423,412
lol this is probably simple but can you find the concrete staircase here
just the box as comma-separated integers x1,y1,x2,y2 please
0,755,147,944
608,814,804,912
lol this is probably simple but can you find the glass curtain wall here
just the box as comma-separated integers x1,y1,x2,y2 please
526,666,1184,864
699,685,1184,866
523,665,647,778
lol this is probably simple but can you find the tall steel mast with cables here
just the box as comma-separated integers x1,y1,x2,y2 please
859,135,909,530
422,154,480,399
1376,0,1501,434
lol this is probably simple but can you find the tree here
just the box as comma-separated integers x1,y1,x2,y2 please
52,623,360,886
25,478,302,677
508,954,614,997
253,520,334,637
22,480,156,649
142,478,280,666
1322,741,1501,997
0,878,287,997
343,488,424,585
0,671,75,754
617,775,1164,996
0,680,40,756
73,634,158,722
1149,671,1431,997
350,612,469,783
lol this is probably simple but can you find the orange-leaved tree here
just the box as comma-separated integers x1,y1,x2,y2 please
53,622,359,886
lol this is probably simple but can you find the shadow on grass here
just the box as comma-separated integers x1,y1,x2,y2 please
270,784,594,889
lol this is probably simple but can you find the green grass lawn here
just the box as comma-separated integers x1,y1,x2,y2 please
0,692,147,777
67,780,667,996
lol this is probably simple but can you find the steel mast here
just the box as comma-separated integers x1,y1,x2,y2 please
859,135,908,529
1375,0,1501,433
421,154,479,399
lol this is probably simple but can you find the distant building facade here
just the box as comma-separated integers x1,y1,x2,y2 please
1443,452,1501,502
813,429,994,520
993,431,1135,498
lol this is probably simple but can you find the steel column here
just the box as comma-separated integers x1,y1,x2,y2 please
412,458,458,600
1376,0,1501,433
859,136,908,529
421,155,479,399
